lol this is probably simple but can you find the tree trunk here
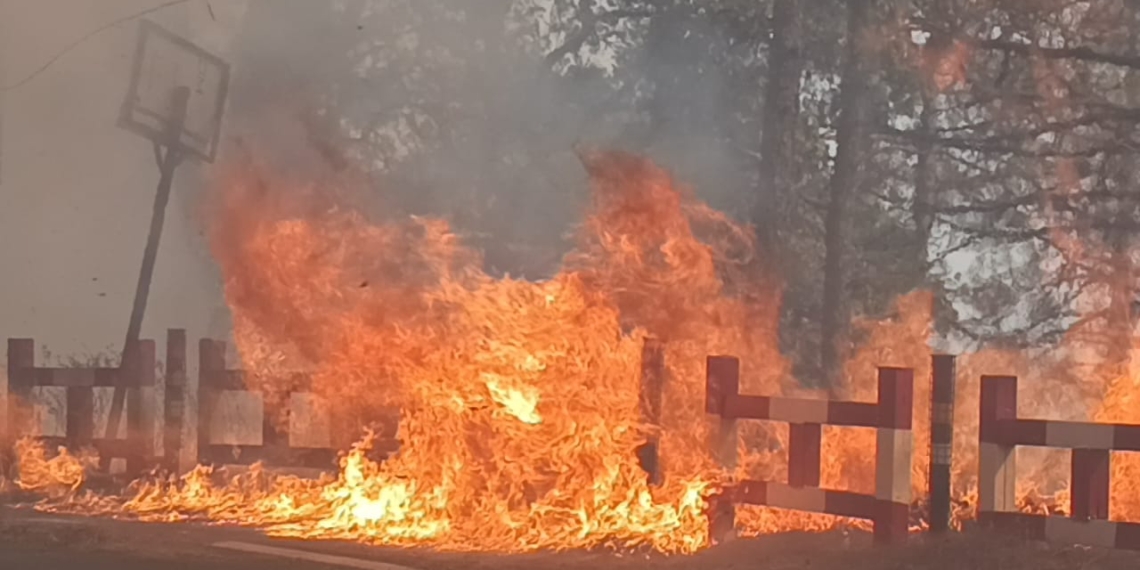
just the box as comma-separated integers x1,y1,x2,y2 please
819,0,870,392
911,89,956,343
1101,222,1134,387
753,0,800,266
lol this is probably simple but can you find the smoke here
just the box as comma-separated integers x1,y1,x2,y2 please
217,0,752,279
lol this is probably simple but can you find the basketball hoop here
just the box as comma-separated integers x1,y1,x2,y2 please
118,19,230,162
105,21,231,472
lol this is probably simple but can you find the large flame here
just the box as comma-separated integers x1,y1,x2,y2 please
91,149,795,553
12,148,1140,549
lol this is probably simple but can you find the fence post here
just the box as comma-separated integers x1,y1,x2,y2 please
6,339,35,439
65,383,95,449
637,337,665,485
125,339,156,475
164,329,187,473
978,376,1018,517
874,367,913,545
788,423,822,488
197,339,225,467
705,355,739,544
929,354,955,533
1071,448,1110,521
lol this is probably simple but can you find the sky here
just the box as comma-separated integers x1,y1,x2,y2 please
1,0,248,357
0,0,251,451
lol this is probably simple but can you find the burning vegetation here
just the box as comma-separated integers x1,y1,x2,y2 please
5,149,1140,554
9,150,770,552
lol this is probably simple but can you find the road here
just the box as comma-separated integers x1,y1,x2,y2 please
4,505,1140,570
0,507,417,570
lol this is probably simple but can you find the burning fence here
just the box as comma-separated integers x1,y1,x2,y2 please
4,151,1140,553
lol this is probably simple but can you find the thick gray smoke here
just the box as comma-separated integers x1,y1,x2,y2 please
222,0,753,279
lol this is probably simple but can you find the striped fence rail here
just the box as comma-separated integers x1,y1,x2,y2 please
979,375,1140,550
6,336,158,474
705,356,914,545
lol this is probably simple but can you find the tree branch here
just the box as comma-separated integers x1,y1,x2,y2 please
975,38,1140,71
544,7,653,65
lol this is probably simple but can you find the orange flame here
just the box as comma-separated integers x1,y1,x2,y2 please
12,437,95,499
160,149,789,552
22,147,1139,549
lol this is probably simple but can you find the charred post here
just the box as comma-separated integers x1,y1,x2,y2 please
637,337,665,486
705,355,740,544
929,355,955,533
197,338,226,467
65,382,95,449
787,423,822,488
164,329,187,473
1071,448,1110,521
125,339,157,475
6,339,35,439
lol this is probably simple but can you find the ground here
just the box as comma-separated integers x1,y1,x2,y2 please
1,506,1139,570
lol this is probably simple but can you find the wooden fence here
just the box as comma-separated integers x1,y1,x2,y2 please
978,375,1140,550
704,356,914,545
6,337,157,474
4,330,399,475
195,337,398,470
16,330,1140,552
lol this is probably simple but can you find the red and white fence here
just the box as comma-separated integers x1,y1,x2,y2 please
704,356,914,545
979,375,1140,550
17,327,1140,552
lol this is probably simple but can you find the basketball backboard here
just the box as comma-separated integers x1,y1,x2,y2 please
119,20,230,163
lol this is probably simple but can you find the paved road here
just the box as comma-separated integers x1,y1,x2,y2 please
5,506,1140,570
0,508,418,570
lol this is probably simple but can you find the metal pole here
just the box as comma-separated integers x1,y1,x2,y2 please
102,86,190,472
929,354,956,533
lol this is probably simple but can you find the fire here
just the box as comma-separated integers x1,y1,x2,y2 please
15,149,784,553
0,150,1003,546
17,148,1139,550
1095,350,1140,521
11,437,94,499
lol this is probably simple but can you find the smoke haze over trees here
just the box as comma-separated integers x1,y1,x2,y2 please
221,0,1140,390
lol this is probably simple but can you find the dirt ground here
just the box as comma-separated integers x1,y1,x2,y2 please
2,505,1140,570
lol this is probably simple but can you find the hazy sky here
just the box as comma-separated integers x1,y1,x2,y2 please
1,0,249,361
0,0,255,453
